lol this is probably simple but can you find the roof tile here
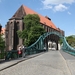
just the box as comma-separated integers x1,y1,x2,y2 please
11,5,59,31
23,5,58,30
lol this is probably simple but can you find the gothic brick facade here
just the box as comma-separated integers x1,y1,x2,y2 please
5,5,64,51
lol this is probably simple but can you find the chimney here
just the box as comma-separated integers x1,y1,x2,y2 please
45,16,51,20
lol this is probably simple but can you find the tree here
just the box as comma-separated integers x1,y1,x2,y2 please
17,14,46,46
0,24,5,52
66,35,75,48
0,34,5,50
0,34,5,59
26,25,46,46
59,38,62,45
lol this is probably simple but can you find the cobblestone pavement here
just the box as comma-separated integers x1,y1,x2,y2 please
0,51,72,75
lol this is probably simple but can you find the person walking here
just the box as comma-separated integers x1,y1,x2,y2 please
22,45,26,58
18,46,22,58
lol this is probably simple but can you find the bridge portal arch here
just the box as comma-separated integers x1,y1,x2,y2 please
42,32,62,51
41,32,75,55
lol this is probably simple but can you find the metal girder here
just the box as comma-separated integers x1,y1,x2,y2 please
26,31,75,56
6,31,75,60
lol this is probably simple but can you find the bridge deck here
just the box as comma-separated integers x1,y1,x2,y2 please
0,50,75,75
60,50,75,75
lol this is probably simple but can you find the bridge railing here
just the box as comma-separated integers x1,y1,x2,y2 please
25,35,46,55
61,37,75,56
5,50,18,60
5,31,75,60
5,35,46,60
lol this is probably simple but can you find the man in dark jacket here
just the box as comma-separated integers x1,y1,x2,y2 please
22,46,26,58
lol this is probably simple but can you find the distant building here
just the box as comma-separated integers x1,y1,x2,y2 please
1,28,5,41
5,5,64,51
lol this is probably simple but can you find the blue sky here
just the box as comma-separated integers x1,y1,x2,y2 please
0,0,75,36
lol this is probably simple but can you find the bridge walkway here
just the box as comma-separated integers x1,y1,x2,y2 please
60,50,75,75
0,50,75,75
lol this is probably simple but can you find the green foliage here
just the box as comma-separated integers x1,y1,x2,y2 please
59,35,75,47
23,14,40,30
17,14,46,46
17,30,28,39
0,34,5,59
23,14,40,25
66,35,75,48
0,34,5,50
27,26,46,46
59,38,63,44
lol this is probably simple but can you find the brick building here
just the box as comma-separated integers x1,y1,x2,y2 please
5,5,64,51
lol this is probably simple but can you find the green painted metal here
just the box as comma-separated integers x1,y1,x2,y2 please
5,31,75,60
5,50,18,60
26,32,62,52
26,31,75,56
61,37,75,56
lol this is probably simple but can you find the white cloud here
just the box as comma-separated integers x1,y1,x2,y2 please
41,0,75,12
43,5,52,9
68,11,71,15
42,0,75,5
54,4,68,12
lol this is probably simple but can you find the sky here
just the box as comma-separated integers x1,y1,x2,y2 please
0,0,75,36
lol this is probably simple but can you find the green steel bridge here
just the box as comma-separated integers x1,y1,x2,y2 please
5,31,75,60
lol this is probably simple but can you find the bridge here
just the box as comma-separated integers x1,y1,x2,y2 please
25,31,75,55
5,31,75,59
0,31,75,75
0,50,75,75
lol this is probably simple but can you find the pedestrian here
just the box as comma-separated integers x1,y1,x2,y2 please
22,45,26,58
18,46,22,57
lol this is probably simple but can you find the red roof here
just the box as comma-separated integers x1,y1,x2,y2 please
1,28,5,34
22,5,58,30
12,5,58,31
